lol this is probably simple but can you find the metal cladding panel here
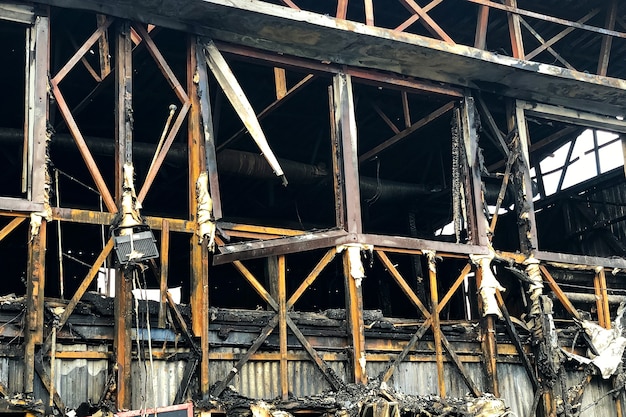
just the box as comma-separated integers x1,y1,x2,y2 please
53,344,108,409
365,361,486,397
565,371,624,417
130,359,187,409
496,363,533,417
209,348,347,399
0,357,24,395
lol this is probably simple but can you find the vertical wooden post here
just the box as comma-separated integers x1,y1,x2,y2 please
278,255,289,399
597,0,617,76
188,36,211,398
426,252,445,397
343,248,367,384
113,19,133,411
504,0,525,59
333,73,361,234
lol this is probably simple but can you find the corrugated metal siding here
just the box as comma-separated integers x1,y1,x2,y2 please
565,371,624,417
0,357,24,394
366,361,485,397
209,348,347,399
497,363,533,417
53,344,108,409
131,358,187,409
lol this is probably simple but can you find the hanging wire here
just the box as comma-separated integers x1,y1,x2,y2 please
55,169,64,299
139,269,158,410
131,271,148,412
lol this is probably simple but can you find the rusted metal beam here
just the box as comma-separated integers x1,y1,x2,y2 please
34,357,65,413
285,316,343,390
376,250,430,317
25,221,46,393
0,197,43,213
359,101,455,163
211,315,279,396
96,14,111,78
51,207,195,232
518,17,575,70
496,290,539,390
595,268,611,329
466,0,626,39
398,0,454,44
370,101,400,134
217,73,315,152
503,0,524,59
0,217,26,243
50,83,116,213
329,85,345,229
426,252,446,397
362,233,489,256
113,20,133,410
474,5,489,49
336,0,348,19
364,0,374,26
288,248,336,308
526,9,600,61
204,39,286,184
539,265,580,320
440,334,481,397
56,239,114,332
476,266,498,396
598,0,617,76
214,229,349,265
52,16,112,83
195,41,222,219
401,91,411,128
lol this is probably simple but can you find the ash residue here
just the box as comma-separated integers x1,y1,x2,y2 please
202,380,509,417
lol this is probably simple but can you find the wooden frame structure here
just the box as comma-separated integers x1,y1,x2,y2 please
2,1,626,417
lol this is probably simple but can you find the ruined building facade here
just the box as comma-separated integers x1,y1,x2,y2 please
1,1,626,416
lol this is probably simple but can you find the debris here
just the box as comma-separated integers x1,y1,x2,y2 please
212,380,512,417
563,302,626,378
